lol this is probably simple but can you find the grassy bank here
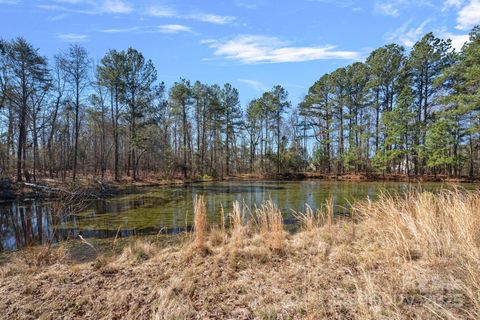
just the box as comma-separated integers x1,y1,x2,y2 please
1,190,479,319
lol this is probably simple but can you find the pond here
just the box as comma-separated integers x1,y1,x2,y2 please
0,180,474,251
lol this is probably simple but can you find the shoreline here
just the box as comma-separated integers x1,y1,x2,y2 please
1,172,478,201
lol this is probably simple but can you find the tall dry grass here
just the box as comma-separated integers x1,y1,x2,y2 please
353,190,480,317
229,200,249,247
193,195,208,250
293,195,334,231
354,190,480,261
256,200,285,252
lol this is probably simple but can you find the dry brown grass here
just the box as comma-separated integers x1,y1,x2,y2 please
293,195,334,231
1,190,479,319
354,190,480,261
352,190,480,318
118,240,157,264
256,200,286,253
193,195,208,250
229,200,249,248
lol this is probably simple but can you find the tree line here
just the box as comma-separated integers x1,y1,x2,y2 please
0,27,479,183
299,28,480,177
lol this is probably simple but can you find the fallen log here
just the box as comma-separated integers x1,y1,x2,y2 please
22,182,72,195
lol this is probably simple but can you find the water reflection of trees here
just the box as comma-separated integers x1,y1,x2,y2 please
0,201,48,250
1,182,438,251
0,200,81,251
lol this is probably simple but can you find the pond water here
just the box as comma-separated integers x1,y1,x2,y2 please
0,180,474,251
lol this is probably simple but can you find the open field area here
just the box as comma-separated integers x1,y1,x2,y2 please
1,190,479,319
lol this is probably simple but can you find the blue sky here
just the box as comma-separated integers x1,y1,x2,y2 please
0,0,478,107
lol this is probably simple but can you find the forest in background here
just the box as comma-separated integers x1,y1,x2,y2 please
0,27,479,183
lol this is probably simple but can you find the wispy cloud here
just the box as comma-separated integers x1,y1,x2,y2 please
58,33,89,42
37,4,96,15
442,0,463,11
455,0,480,30
158,24,192,33
101,26,142,33
238,79,267,91
101,0,132,13
186,13,235,25
374,1,400,16
235,2,258,9
146,5,175,17
101,24,191,34
53,0,85,3
307,0,357,8
38,0,132,15
0,0,20,4
50,13,70,21
385,19,431,47
203,35,360,64
146,5,236,25
373,0,432,17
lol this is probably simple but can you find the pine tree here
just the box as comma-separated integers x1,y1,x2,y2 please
2,38,50,182
123,48,157,180
169,79,191,178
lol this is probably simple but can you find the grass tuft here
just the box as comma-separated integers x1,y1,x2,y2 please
118,240,156,264
192,195,209,253
293,195,334,231
229,200,249,248
256,200,285,253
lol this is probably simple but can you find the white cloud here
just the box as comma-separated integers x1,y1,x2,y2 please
440,31,470,50
37,4,96,14
38,0,132,15
373,0,432,17
238,79,267,91
52,0,84,3
448,33,470,50
146,5,175,17
186,13,235,25
386,19,430,47
235,2,257,9
308,0,357,8
157,24,191,33
101,24,191,34
146,5,236,25
203,35,360,64
374,1,400,16
101,0,132,13
101,26,142,33
443,0,463,10
385,20,470,51
58,33,89,42
456,0,480,30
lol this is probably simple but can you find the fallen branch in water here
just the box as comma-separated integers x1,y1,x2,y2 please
22,182,73,195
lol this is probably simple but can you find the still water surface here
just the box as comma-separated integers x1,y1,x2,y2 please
0,180,472,251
